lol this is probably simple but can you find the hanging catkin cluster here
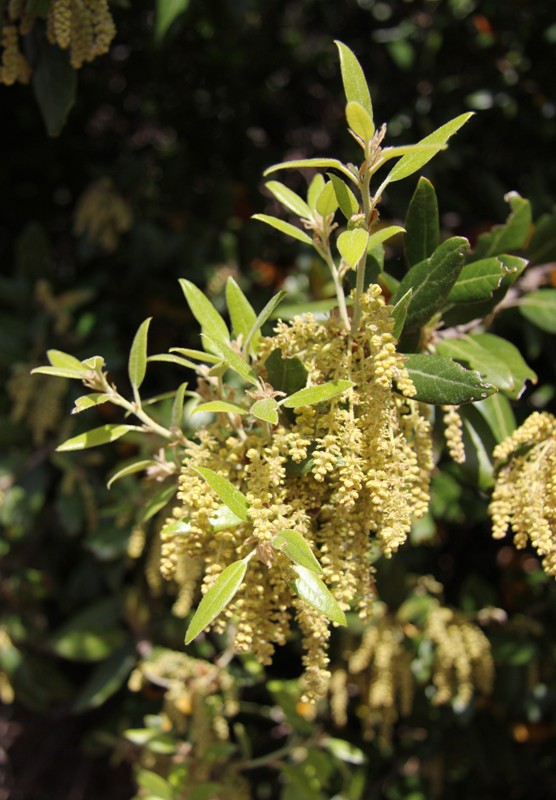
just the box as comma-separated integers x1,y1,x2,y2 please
160,285,433,700
489,411,556,576
73,177,133,252
0,0,116,86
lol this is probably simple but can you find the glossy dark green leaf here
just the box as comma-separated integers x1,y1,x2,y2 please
185,558,249,643
265,348,308,396
392,237,470,331
272,530,323,574
472,393,516,444
265,181,312,218
404,177,439,267
128,317,152,392
526,207,556,265
192,466,249,521
225,277,259,351
447,257,511,303
292,565,347,626
251,398,279,424
402,354,496,404
252,214,313,245
179,279,229,348
335,40,373,119
473,192,532,259
519,289,556,333
459,406,497,491
57,424,143,452
327,173,359,220
282,380,354,408
32,29,77,136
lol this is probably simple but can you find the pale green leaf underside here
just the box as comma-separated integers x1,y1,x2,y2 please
225,277,260,351
346,100,375,141
193,401,247,415
251,398,279,424
403,354,496,405
185,558,248,643
203,336,258,385
72,393,111,414
282,379,354,408
47,349,85,371
263,158,358,185
292,565,347,626
272,530,323,574
192,466,249,521
252,214,313,245
179,278,230,349
335,40,373,119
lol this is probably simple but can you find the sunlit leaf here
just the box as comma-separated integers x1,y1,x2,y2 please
185,558,249,643
346,100,375,142
106,459,157,489
282,379,354,408
264,158,358,185
334,40,373,119
292,565,347,626
337,229,369,268
168,347,220,363
390,289,412,340
209,505,245,531
272,530,323,574
71,393,111,414
225,277,259,352
203,336,258,385
47,349,84,371
171,382,188,431
367,225,405,250
31,365,84,379
136,768,175,800
192,401,247,415
128,317,152,393
192,466,249,521
402,354,496,404
179,279,229,349
474,192,532,259
148,353,198,369
315,180,339,217
447,257,512,303
327,173,359,220
307,174,326,208
473,393,516,444
57,424,143,452
252,213,313,245
251,398,279,424
244,290,288,352
154,0,190,43
265,181,312,218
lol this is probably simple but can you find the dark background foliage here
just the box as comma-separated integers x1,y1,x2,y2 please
1,1,556,798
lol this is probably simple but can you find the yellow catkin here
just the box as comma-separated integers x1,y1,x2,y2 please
489,412,556,576
0,23,31,86
73,178,133,253
442,404,466,463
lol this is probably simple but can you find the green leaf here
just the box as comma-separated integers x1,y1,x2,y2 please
265,181,312,218
50,599,125,662
107,459,157,489
81,355,105,371
272,530,323,574
128,317,152,393
519,289,556,333
179,279,229,348
385,113,473,185
270,299,341,319
390,289,412,340
136,769,175,800
31,28,77,136
171,382,188,431
404,177,439,266
263,158,358,186
459,406,497,491
71,393,111,414
73,647,135,712
315,180,339,217
526,207,556,265
265,349,308,396
251,398,279,424
244,290,288,352
203,336,258,385
292,565,347,626
47,349,84,371
337,229,369,268
155,0,190,43
192,466,249,521
447,257,513,303
138,485,177,524
473,393,516,444
225,277,259,351
193,401,247,415
57,424,143,452
31,365,84,379
346,100,375,142
436,333,537,398
168,347,220,363
185,558,249,643
367,225,405,250
327,173,359,220
282,379,354,408
252,214,313,245
392,237,470,331
474,192,532,259
334,40,373,119
148,353,198,370
307,173,326,208
402,354,496,404
209,505,245,531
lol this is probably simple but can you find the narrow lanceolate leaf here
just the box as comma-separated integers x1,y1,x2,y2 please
391,237,469,332
138,484,177,523
315,180,339,217
436,333,537,398
57,424,143,452
390,289,413,340
272,530,323,574
107,459,158,489
192,466,249,521
47,349,85,371
128,317,152,392
447,257,511,303
334,40,373,120
263,158,358,185
265,181,312,218
367,225,405,250
385,113,474,185
327,173,359,220
265,348,308,396
155,0,190,43
251,398,279,425
185,558,249,643
179,279,229,347
225,277,259,351
404,177,439,267
473,192,532,259
252,214,313,245
337,229,369,268
171,382,188,431
203,336,258,385
71,393,111,414
244,290,288,352
31,365,85,379
307,173,326,209
282,379,354,408
473,394,516,444
169,347,220,363
402,354,496,405
192,401,248,415
346,100,375,142
292,565,347,626
519,289,556,334
148,353,198,369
